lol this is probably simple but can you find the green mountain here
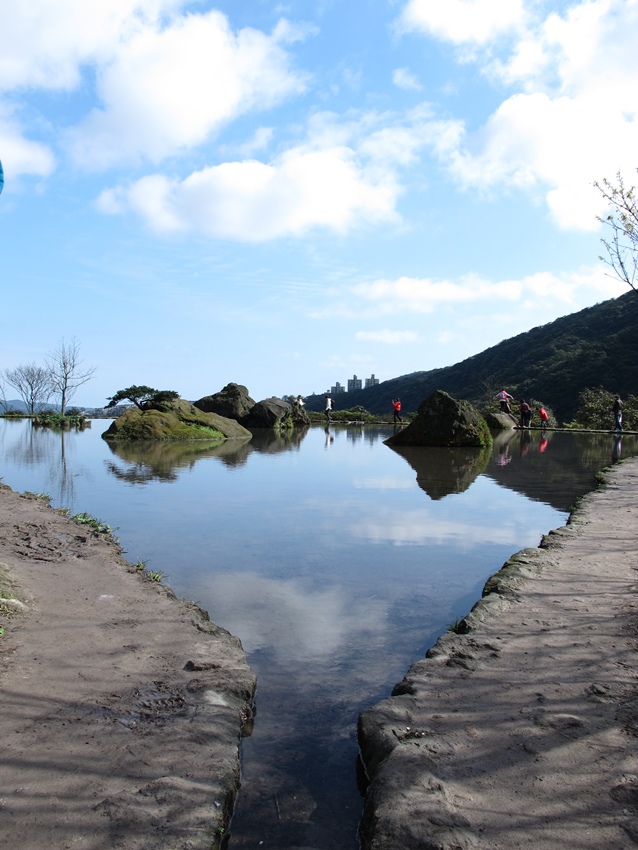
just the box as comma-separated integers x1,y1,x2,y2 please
305,291,638,422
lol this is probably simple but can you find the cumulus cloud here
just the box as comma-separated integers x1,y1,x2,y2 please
398,0,526,45
401,0,638,231
0,0,183,92
0,105,55,179
355,329,419,344
351,267,625,314
68,9,308,168
95,109,438,238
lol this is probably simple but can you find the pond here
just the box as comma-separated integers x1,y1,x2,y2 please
0,419,631,849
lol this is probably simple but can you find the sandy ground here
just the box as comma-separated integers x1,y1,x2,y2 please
359,457,638,850
0,485,256,850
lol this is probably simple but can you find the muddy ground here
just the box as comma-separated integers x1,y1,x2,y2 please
0,485,256,850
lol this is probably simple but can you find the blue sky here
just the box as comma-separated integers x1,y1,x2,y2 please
1,0,635,407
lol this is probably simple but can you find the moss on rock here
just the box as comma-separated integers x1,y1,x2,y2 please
102,399,252,442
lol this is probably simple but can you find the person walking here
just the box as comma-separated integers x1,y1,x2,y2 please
324,394,333,423
612,395,623,432
392,398,403,424
519,399,532,428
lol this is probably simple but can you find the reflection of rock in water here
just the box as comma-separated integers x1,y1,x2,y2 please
105,437,252,483
248,427,309,454
388,445,491,500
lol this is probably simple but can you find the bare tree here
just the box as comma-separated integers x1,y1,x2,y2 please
46,338,97,414
595,170,638,293
4,363,52,414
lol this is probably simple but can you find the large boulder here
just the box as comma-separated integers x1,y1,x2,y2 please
102,399,252,442
240,397,294,430
194,383,256,420
385,390,492,448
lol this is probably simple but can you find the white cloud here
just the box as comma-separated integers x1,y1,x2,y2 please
405,0,638,231
0,0,183,91
351,266,625,314
392,67,422,90
68,10,308,168
0,104,55,179
95,109,439,239
97,141,400,239
398,0,526,45
355,329,419,344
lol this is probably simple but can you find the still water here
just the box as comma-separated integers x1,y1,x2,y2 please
0,419,631,848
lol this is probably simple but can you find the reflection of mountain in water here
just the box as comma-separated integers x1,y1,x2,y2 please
388,445,491,500
485,430,634,512
105,438,252,483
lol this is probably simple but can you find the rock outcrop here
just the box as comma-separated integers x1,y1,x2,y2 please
385,390,492,448
240,397,294,430
194,383,256,420
102,399,252,442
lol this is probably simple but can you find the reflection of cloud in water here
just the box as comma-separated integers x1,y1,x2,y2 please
352,507,544,549
353,476,415,490
202,572,388,661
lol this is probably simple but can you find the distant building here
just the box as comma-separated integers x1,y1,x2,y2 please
365,374,379,388
331,382,346,395
347,374,362,392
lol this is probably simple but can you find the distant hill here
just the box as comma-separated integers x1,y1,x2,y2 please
305,291,638,422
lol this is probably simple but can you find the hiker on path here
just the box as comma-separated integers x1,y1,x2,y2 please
519,399,532,428
392,398,403,424
324,394,333,423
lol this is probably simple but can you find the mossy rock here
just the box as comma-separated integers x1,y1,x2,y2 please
102,399,252,442
385,389,492,448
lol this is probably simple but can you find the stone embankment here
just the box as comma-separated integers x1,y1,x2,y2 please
358,458,638,850
0,485,255,850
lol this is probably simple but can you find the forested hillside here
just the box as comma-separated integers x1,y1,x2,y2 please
305,291,638,422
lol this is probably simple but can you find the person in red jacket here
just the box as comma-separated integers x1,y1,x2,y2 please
392,398,403,424
537,406,549,430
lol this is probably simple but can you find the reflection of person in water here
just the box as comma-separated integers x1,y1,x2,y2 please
612,434,622,463
539,436,548,453
612,395,623,432
496,444,512,466
324,425,334,448
518,428,532,456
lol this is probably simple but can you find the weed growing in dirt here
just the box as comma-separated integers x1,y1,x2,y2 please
72,512,113,535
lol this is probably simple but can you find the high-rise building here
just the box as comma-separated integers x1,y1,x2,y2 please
365,374,379,388
347,374,362,392
331,382,346,394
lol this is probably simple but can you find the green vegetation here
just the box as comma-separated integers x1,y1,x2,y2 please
72,512,114,536
303,291,638,424
563,387,638,430
33,410,89,429
106,385,180,410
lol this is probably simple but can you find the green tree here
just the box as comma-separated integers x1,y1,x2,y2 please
568,386,638,430
106,386,180,409
595,170,638,293
46,337,96,415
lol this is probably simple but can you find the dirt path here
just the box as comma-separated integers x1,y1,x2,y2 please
359,458,638,850
0,485,256,850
